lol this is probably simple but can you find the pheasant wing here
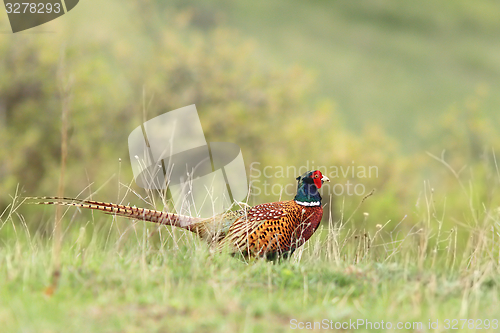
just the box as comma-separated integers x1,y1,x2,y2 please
217,201,297,257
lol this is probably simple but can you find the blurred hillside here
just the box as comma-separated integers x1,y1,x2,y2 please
191,0,500,149
1,0,500,239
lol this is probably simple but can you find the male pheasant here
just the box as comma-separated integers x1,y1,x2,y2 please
37,170,329,259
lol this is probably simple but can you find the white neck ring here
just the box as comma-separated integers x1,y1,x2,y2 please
294,200,321,207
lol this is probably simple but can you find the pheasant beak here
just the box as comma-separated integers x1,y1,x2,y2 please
321,175,330,183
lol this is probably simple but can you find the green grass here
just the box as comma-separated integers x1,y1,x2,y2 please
2,194,500,332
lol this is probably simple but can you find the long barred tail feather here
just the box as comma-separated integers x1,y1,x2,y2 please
29,197,203,229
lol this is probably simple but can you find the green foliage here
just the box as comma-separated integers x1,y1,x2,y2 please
1,0,500,244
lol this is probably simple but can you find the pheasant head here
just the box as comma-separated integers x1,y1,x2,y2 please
294,170,330,206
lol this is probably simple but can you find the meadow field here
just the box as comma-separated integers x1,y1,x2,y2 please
1,0,500,332
2,186,500,332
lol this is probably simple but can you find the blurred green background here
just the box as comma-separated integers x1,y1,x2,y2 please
1,0,500,238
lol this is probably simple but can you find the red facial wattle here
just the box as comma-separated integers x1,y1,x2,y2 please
312,170,323,189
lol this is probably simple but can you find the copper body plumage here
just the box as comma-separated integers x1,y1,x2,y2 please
37,170,329,259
